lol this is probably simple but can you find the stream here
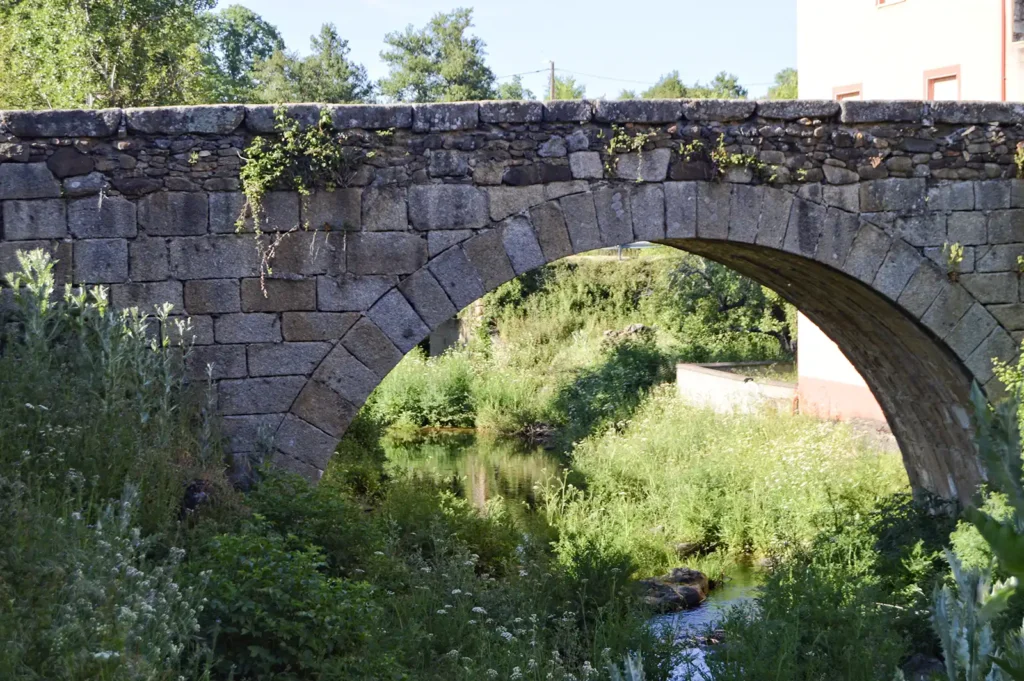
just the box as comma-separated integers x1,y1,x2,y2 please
385,430,760,680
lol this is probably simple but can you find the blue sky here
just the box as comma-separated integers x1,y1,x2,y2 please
225,0,797,99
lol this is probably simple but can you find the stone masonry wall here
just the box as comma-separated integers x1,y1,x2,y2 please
3,98,1024,499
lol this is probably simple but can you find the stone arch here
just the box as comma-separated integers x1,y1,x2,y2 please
276,182,1009,500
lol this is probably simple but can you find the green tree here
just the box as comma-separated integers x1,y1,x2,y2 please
766,67,798,100
203,5,283,102
379,8,495,102
252,24,371,103
691,71,747,99
618,70,748,101
547,74,585,100
640,71,687,99
0,0,216,109
496,75,534,100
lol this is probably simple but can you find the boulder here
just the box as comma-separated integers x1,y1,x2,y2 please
639,567,710,612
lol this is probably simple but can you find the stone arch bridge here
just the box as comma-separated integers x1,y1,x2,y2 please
2,98,1024,500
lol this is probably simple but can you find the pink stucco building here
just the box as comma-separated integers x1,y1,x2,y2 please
795,0,1024,423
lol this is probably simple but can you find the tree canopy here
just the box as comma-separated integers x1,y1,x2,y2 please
203,4,284,102
619,70,748,101
378,8,495,103
766,68,798,100
252,24,372,103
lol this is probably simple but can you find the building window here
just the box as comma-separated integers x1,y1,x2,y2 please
924,65,961,100
833,84,863,101
876,0,906,6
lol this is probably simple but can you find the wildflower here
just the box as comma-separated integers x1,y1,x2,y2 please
445,649,460,659
451,588,462,595
468,619,477,624
519,569,529,577
92,651,119,660
500,631,514,642
511,667,523,680
486,670,498,678
436,609,448,615
374,551,385,556
472,606,487,615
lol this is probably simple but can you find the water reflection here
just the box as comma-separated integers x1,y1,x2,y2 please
383,430,565,511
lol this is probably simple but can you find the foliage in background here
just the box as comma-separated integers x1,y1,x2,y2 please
548,74,587,100
766,67,798,100
378,7,496,102
201,4,283,102
619,71,748,101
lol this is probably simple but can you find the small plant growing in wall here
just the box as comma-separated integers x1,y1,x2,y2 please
944,242,965,282
238,107,384,290
1016,254,1024,279
603,125,658,181
188,150,200,166
678,134,777,183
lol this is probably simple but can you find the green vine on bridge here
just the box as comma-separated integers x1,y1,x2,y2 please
679,134,778,184
238,107,388,289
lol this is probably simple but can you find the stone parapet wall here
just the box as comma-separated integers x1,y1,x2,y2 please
1,99,1023,500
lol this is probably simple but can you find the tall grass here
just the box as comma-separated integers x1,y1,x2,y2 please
545,386,910,577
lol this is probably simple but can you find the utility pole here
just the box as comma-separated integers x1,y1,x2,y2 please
549,61,556,100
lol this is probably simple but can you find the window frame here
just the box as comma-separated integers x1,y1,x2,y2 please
876,0,906,7
924,65,962,101
833,84,864,101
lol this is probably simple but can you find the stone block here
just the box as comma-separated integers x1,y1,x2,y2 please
219,413,284,453
313,344,380,407
988,210,1024,244
302,189,360,231
631,184,666,241
209,192,246,233
696,182,731,240
977,245,1024,273
594,186,633,246
822,165,859,185
125,105,244,134
412,102,479,132
138,192,208,236
362,187,408,231
595,100,682,123
248,342,331,377
399,269,456,329
755,187,794,248
0,163,61,200
409,185,489,230
501,216,545,275
727,184,763,243
545,181,589,200
615,148,671,183
872,241,925,300
0,240,71,284
927,182,975,211
925,245,975,274
347,232,426,275
428,150,470,177
329,104,413,130
945,302,999,360
292,380,358,438
782,198,826,257
428,247,485,310
215,313,282,343
840,100,927,124
1013,180,1024,208
966,328,1017,383
340,317,403,378
243,104,322,133
462,229,515,291
895,214,946,247
946,212,987,245
822,185,859,212
126,237,169,282
271,231,343,276
241,278,316,312
247,191,300,233
843,222,891,284
530,202,573,261
814,209,860,269
111,281,183,312
218,376,305,416
975,180,1012,210
184,279,240,314
74,239,128,284
1,108,121,137
922,284,975,337
2,199,66,240
169,235,260,279
502,163,572,186
46,147,94,179
428,230,473,257
681,100,756,121
487,185,545,222
479,100,543,124
317,274,396,311
755,100,839,120
538,137,567,158
960,272,1018,303
569,152,603,180
275,415,338,471
931,101,1024,124
68,196,136,239
367,289,429,353
63,173,106,198
665,182,698,239
860,178,926,213
990,304,1024,331
282,311,359,341
543,100,593,122
897,263,946,318
185,344,247,380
